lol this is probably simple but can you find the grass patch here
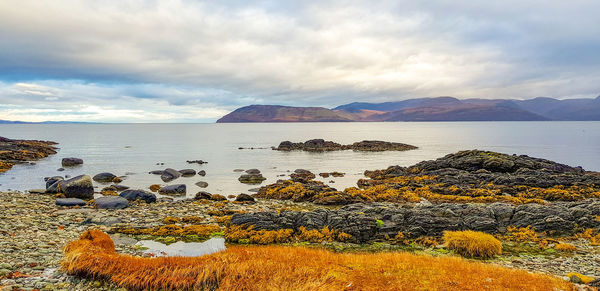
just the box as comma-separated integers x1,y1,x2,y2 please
62,230,573,291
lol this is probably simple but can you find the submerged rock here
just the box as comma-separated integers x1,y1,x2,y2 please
62,157,83,167
195,181,209,188
238,174,266,184
93,172,117,183
179,169,196,177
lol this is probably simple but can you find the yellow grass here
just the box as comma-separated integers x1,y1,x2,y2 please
61,230,573,291
443,230,502,258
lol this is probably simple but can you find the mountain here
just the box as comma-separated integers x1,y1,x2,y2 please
0,120,95,124
217,96,600,122
216,105,352,123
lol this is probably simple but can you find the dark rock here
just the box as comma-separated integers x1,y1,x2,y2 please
195,181,209,188
233,169,245,172
57,168,65,171
245,169,261,174
111,184,130,191
56,198,86,207
161,168,181,182
58,175,94,199
187,160,207,164
210,194,228,201
290,169,315,182
194,191,211,200
179,169,196,177
62,157,83,167
235,193,255,203
95,196,129,209
239,174,266,184
119,189,156,203
230,199,600,243
159,184,186,195
45,176,63,193
92,172,117,183
198,170,206,176
149,170,164,175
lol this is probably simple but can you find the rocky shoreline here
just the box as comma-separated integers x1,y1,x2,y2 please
0,137,58,173
1,191,599,290
2,143,600,289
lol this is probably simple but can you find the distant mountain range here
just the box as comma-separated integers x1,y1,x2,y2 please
0,120,94,124
217,96,600,122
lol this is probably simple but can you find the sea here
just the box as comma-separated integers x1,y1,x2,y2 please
0,122,599,198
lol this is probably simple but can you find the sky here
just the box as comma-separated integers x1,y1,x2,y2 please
1,0,599,122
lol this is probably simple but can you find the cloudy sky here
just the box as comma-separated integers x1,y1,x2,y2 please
1,0,599,122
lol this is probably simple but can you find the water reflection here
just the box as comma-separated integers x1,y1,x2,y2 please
136,237,226,257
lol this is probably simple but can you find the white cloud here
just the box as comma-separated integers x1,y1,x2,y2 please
0,0,599,121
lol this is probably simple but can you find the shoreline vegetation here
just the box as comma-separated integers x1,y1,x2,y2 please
1,136,599,290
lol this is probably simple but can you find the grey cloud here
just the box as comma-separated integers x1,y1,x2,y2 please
0,0,599,122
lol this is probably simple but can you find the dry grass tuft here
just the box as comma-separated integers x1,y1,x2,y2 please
443,230,502,258
62,230,573,291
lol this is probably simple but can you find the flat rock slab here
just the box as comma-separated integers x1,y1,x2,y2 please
55,198,86,207
95,196,129,209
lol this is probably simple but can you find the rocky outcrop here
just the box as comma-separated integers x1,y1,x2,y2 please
258,150,600,206
61,157,83,167
273,139,417,152
119,190,156,203
231,200,600,243
57,175,94,199
0,137,58,173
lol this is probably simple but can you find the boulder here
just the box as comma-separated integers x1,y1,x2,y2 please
195,181,209,188
149,170,164,175
179,169,196,177
198,170,206,176
245,169,261,174
235,193,255,203
56,198,86,207
161,168,181,182
45,176,64,193
62,157,83,167
58,175,94,199
93,172,117,183
194,191,212,200
238,174,266,184
159,184,186,195
95,196,129,209
290,169,315,182
119,189,157,203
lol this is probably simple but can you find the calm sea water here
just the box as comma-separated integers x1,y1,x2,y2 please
0,122,599,197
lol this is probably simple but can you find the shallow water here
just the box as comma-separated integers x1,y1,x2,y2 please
0,122,599,197
136,237,226,257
